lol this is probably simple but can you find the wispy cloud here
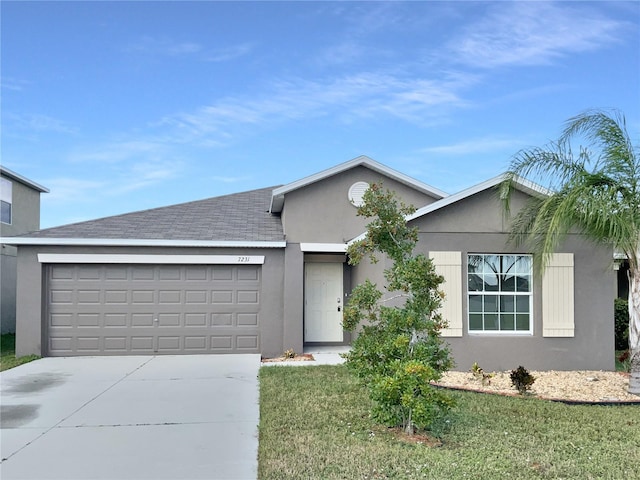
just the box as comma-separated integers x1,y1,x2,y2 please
155,71,475,146
126,36,253,62
112,160,183,194
126,36,203,56
449,2,625,68
4,113,78,135
420,136,526,156
1,77,30,92
43,177,106,204
205,43,254,62
64,139,184,197
45,157,183,204
210,175,251,184
68,140,168,163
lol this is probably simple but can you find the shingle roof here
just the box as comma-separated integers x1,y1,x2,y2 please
27,186,284,242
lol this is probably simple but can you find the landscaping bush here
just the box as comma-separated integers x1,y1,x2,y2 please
510,366,535,394
343,184,455,435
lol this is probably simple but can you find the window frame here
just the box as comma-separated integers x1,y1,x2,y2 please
467,253,533,335
0,177,12,225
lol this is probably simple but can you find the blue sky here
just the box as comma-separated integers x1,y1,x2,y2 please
2,1,639,229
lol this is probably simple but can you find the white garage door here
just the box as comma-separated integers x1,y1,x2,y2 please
45,264,261,356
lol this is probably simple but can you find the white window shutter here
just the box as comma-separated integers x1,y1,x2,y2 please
430,251,463,337
542,253,575,337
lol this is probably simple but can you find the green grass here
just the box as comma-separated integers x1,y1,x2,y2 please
259,365,640,479
0,334,39,371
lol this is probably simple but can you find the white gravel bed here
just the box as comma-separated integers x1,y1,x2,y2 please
435,370,640,403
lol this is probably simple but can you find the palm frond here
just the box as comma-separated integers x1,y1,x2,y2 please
501,109,640,276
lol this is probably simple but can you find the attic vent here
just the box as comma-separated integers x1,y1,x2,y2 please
348,181,369,207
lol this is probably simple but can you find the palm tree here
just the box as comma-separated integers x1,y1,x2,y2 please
500,109,640,395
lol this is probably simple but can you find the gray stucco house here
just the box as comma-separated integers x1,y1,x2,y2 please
3,156,615,371
0,166,49,334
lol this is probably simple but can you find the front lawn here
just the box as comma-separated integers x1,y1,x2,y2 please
259,365,640,479
0,334,39,371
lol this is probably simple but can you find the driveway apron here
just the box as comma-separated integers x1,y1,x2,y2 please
1,355,260,479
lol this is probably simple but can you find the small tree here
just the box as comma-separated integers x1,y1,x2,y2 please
344,184,455,435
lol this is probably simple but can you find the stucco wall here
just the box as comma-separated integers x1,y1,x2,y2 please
409,188,615,371
15,245,286,357
1,176,43,334
281,166,441,243
1,248,17,333
1,175,42,237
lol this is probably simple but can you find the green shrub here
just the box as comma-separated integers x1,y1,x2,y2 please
510,366,535,394
471,362,494,385
344,184,455,435
614,298,629,350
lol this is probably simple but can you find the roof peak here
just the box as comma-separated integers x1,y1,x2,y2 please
269,155,448,213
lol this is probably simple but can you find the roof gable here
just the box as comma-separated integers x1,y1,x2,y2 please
348,174,547,244
406,174,548,222
269,155,448,213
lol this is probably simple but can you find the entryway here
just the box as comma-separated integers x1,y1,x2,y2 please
304,263,344,342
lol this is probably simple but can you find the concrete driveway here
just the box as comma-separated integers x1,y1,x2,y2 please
0,355,260,480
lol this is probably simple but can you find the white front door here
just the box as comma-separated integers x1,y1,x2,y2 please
304,263,344,342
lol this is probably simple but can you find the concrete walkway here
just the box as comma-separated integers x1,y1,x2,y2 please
261,346,349,367
1,355,260,480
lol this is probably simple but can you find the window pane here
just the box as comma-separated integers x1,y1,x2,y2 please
0,201,10,224
484,274,499,291
516,275,531,292
468,274,483,292
501,274,516,291
484,296,498,312
516,314,530,331
500,295,515,313
468,255,483,273
484,314,498,330
516,256,532,274
501,314,515,330
469,314,483,330
469,295,483,313
516,296,530,313
501,255,516,274
0,178,12,203
483,255,499,274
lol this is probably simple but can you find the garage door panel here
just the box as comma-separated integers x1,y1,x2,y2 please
237,335,259,350
51,290,73,304
237,266,260,281
130,336,154,352
47,264,261,356
104,336,127,351
50,313,73,327
158,266,182,280
104,313,127,327
238,313,259,326
50,337,73,353
77,313,100,327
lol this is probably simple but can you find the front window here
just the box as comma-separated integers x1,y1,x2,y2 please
467,254,532,333
0,177,12,224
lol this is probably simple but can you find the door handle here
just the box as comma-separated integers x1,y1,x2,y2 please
337,306,341,312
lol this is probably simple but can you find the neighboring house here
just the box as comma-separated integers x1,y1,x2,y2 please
2,156,615,371
0,166,49,334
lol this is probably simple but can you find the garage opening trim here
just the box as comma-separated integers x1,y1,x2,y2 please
37,254,265,265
